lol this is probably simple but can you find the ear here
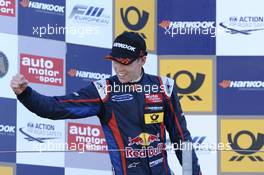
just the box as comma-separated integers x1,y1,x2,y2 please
140,56,147,66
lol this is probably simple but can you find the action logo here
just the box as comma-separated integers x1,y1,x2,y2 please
19,122,62,143
220,16,264,35
0,51,8,78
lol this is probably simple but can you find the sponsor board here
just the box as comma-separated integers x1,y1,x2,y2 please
157,0,215,54
65,120,112,170
0,97,16,163
217,0,264,55
160,58,213,112
220,118,264,172
66,0,112,48
217,56,264,115
18,0,65,40
16,103,65,167
16,164,64,175
67,122,107,153
115,0,155,51
66,43,111,93
18,36,66,95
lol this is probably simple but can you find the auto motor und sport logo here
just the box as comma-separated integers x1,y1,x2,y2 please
20,53,64,86
20,0,64,15
67,68,111,81
159,20,216,37
0,0,15,17
0,51,8,78
125,132,163,158
219,16,264,35
68,123,108,153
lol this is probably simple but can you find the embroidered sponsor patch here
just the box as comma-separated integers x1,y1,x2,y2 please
144,112,164,124
149,157,163,167
145,94,163,104
144,106,163,111
111,94,133,102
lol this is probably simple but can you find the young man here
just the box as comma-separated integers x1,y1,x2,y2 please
11,32,201,175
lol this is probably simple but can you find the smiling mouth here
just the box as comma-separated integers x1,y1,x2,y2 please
118,73,126,78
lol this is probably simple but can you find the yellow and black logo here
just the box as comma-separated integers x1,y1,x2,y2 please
144,112,164,124
221,119,264,172
115,0,155,51
160,58,213,112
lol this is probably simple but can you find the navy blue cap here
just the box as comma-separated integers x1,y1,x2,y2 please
105,32,148,65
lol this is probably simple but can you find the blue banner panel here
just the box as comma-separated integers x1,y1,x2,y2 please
16,164,64,175
66,44,111,93
18,0,65,41
157,0,216,55
0,97,16,162
217,56,264,115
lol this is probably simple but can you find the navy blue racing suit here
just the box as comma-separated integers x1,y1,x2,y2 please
17,71,201,175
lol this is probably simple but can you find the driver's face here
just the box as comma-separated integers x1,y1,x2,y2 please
113,57,146,83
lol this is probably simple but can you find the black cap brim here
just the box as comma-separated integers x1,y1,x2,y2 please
105,55,137,65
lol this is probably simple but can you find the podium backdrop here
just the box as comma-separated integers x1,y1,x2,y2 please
0,0,263,174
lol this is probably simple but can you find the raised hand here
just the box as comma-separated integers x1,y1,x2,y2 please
10,74,29,95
